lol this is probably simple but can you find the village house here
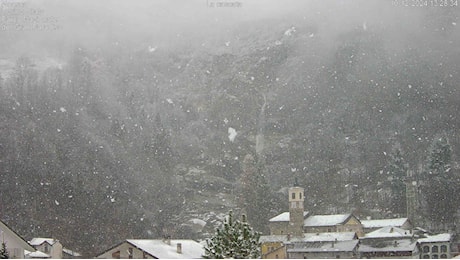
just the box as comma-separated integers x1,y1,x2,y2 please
0,219,36,258
260,232,357,259
361,217,413,233
418,233,452,259
96,239,204,259
261,183,457,259
358,226,419,258
303,213,364,236
359,239,420,258
268,211,309,236
29,237,82,259
286,239,359,259
261,185,361,258
29,238,63,258
267,185,364,237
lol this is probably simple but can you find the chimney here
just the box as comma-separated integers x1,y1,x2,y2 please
176,243,182,254
163,236,171,245
287,234,291,241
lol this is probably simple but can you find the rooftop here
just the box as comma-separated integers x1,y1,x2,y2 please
304,214,351,227
359,239,418,252
363,226,413,239
361,218,409,228
29,238,58,246
260,232,357,243
269,211,309,222
287,240,359,253
63,248,82,257
418,233,452,243
126,239,204,259
25,250,51,258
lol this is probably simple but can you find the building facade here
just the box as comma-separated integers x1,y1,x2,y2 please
0,219,35,259
96,239,204,259
29,238,63,259
418,233,452,259
303,214,364,236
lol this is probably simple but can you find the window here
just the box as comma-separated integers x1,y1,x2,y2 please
440,245,447,253
423,246,430,253
128,248,133,259
440,254,447,259
291,202,296,208
432,254,438,259
292,193,295,199
432,246,438,253
299,192,302,199
44,244,49,253
423,254,430,259
112,250,121,259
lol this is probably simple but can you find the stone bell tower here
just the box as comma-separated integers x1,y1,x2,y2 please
288,183,304,237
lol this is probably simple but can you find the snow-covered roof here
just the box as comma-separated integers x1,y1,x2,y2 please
361,218,409,228
303,232,357,242
363,226,412,239
62,248,82,257
25,250,51,258
418,233,451,243
287,240,359,253
0,219,35,252
126,239,204,259
269,211,309,222
303,214,351,227
260,232,357,243
29,238,57,246
260,235,306,243
358,239,417,252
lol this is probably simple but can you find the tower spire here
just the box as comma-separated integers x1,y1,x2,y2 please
294,177,299,187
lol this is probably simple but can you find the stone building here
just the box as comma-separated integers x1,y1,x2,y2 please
418,233,452,259
268,186,309,236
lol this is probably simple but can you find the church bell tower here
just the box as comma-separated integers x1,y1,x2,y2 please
288,184,304,237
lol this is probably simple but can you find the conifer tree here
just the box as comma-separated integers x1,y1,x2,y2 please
0,242,9,259
422,135,457,231
203,211,261,259
387,145,408,215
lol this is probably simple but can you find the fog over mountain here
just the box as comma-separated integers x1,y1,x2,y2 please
1,0,459,257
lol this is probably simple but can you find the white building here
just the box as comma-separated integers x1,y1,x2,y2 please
29,238,63,259
418,233,452,259
0,219,35,258
96,239,204,259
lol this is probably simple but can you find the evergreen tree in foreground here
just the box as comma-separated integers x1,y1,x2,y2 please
0,242,9,259
203,211,261,259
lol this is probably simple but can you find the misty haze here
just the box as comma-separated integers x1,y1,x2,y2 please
0,0,459,258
